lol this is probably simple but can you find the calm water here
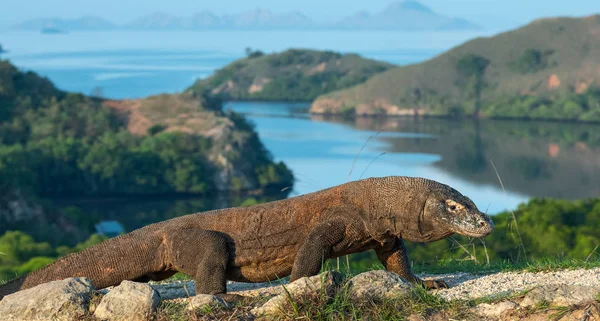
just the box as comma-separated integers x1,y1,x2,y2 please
0,30,494,98
1,30,598,232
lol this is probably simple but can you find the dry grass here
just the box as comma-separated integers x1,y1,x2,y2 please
103,94,229,137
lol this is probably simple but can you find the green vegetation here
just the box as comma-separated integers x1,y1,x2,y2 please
0,231,107,281
510,48,555,74
0,60,293,196
0,58,294,281
244,47,265,59
482,88,600,121
312,15,600,122
187,49,393,101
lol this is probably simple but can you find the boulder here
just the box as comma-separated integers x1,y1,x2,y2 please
251,271,341,317
94,280,160,321
346,270,411,302
0,277,93,321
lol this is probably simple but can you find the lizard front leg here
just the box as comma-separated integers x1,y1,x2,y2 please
375,237,448,289
290,218,348,282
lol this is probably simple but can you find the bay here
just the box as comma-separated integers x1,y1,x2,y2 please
1,29,597,232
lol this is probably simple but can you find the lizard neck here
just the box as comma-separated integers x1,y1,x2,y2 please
348,176,452,243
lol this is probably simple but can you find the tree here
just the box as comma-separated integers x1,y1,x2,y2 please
244,47,264,59
90,86,103,98
456,54,490,117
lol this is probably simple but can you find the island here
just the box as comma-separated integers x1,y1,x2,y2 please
186,49,394,101
310,15,600,122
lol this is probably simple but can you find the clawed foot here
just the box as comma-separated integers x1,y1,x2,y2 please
421,279,449,290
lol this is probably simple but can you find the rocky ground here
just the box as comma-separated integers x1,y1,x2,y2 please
1,268,599,320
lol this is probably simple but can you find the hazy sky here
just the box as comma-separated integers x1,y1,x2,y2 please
1,0,599,30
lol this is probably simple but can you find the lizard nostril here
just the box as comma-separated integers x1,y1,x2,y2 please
478,220,486,227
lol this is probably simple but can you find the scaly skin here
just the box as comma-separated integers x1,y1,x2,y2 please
0,176,494,300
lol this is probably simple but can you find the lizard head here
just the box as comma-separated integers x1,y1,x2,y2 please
424,187,495,238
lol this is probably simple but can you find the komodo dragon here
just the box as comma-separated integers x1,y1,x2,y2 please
0,176,494,301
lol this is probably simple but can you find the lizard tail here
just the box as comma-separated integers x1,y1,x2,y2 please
0,228,164,300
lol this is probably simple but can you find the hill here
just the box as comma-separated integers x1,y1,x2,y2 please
186,49,394,101
311,15,600,122
0,59,293,197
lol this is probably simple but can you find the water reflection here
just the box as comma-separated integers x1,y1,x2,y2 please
316,115,600,200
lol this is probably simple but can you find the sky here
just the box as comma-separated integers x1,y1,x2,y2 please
0,0,599,30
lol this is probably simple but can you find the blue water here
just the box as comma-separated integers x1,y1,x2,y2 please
4,29,596,217
0,30,495,98
224,102,529,214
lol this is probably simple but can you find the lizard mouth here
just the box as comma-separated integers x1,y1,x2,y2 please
455,214,495,238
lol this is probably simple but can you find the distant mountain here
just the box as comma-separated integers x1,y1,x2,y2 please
125,8,312,30
124,12,186,29
335,1,481,30
14,16,116,31
13,1,479,31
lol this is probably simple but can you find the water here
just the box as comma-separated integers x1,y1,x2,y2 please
1,29,598,232
225,102,600,214
0,30,495,98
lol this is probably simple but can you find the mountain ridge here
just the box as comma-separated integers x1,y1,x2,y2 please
13,1,480,31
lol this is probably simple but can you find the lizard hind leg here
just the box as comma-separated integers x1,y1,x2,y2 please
164,228,232,296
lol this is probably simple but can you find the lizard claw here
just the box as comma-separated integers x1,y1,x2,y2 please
422,279,449,290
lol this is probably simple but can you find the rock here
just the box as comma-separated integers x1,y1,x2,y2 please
186,294,228,311
151,281,196,300
520,284,600,307
346,270,411,302
94,280,160,321
251,271,341,317
0,277,93,321
474,301,518,317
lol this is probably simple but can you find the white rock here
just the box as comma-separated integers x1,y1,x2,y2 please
346,270,411,302
251,271,341,317
0,277,93,321
94,280,160,321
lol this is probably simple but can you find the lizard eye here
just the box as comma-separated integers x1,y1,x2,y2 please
445,200,462,212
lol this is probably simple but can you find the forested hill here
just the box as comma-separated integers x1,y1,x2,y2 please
311,15,600,122
186,49,394,101
0,59,293,197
